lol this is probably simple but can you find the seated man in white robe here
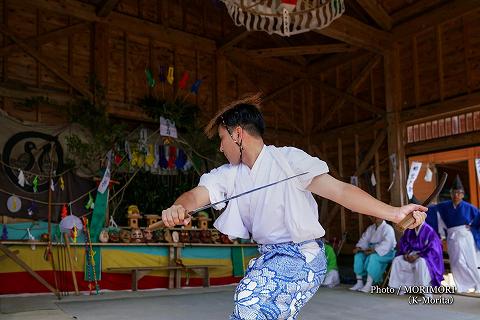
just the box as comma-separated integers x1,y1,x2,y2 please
389,222,444,294
350,217,396,293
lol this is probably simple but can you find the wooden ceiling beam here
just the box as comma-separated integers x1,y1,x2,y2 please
226,48,306,78
393,1,480,39
22,0,216,53
0,22,89,57
315,117,386,141
400,91,480,123
225,58,305,135
247,44,357,58
306,50,369,75
356,0,393,30
96,0,121,17
0,24,93,100
391,0,446,25
312,54,381,132
353,128,387,177
0,83,155,122
263,79,305,104
314,16,391,54
217,30,250,53
314,81,386,116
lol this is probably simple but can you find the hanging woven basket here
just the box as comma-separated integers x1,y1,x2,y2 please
221,0,345,37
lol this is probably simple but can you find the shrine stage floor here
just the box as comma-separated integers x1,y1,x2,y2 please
1,285,479,320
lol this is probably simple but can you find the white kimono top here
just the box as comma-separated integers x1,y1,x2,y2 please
356,221,397,256
198,145,329,244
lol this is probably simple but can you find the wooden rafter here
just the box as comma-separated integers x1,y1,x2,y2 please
306,50,369,76
316,118,386,142
314,81,385,116
225,58,304,135
314,16,391,54
270,36,307,66
227,48,306,78
217,30,250,53
263,79,305,104
391,0,446,24
311,145,341,179
356,0,393,30
312,54,381,132
400,92,480,123
0,83,155,122
353,128,387,177
0,22,89,57
247,44,357,58
22,0,216,53
393,1,480,39
96,0,121,17
0,24,93,100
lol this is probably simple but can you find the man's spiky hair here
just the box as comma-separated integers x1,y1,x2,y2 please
204,92,263,139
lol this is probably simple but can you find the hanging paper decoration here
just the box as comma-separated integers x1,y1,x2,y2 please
114,153,123,166
59,176,65,191
7,195,21,213
1,224,8,240
18,170,25,187
159,145,168,169
424,166,433,182
145,68,156,88
190,79,203,95
167,66,174,85
406,161,422,200
153,144,160,169
61,204,68,219
371,172,377,187
125,141,132,161
167,146,177,169
50,179,55,191
178,71,189,90
159,66,166,83
387,153,397,192
160,117,178,138
145,144,155,167
350,176,358,187
27,201,37,216
175,149,187,170
85,192,95,210
221,0,345,37
27,228,36,250
97,167,111,194
32,175,39,192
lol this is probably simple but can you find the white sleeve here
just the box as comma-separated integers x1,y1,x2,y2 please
198,164,234,210
374,225,396,256
356,226,372,250
280,147,329,190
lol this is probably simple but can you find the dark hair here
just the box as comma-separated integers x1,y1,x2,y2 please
220,103,265,138
204,93,265,138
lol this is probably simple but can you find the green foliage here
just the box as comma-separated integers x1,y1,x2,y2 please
64,84,126,175
139,96,224,174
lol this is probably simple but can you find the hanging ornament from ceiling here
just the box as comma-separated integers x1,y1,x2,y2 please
221,0,345,37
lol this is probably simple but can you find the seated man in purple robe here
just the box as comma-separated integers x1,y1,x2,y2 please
389,222,444,294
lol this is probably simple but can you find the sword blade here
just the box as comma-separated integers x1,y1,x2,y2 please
190,171,309,215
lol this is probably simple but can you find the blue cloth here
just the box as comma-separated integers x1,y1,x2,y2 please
230,240,327,320
428,200,479,249
353,250,396,283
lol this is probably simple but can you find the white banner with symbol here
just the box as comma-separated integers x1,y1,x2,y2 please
406,161,422,200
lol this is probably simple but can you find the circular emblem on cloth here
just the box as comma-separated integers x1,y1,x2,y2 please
7,195,21,213
2,131,64,193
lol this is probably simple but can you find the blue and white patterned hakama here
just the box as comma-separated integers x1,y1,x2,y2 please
230,240,327,320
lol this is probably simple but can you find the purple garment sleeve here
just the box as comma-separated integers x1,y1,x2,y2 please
397,223,445,287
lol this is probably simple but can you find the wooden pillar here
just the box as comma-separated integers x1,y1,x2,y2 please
93,23,109,93
338,138,346,235
384,45,406,206
215,53,228,110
